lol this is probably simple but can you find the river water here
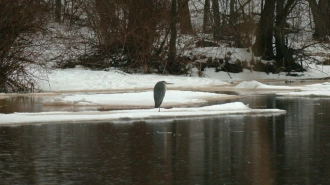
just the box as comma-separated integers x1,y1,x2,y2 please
1,95,330,184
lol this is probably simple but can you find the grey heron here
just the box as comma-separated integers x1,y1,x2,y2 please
154,81,173,112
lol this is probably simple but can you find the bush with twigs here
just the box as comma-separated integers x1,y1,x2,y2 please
0,0,49,93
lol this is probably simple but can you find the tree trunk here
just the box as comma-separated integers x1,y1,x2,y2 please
55,0,61,23
212,0,221,40
229,0,236,23
274,0,298,71
168,0,177,70
203,0,211,33
308,0,330,40
95,0,116,45
253,0,276,59
178,0,193,34
274,0,287,61
126,0,157,65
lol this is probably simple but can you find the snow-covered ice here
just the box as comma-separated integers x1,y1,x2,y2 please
277,82,330,96
43,90,236,108
235,80,297,89
0,102,285,125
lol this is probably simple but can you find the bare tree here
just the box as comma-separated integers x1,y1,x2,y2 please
253,0,276,59
178,0,193,34
81,0,164,71
95,0,119,51
307,0,330,40
125,0,159,70
0,0,48,92
253,0,302,72
229,0,236,23
55,0,62,22
274,0,299,71
203,0,211,33
212,0,221,40
168,0,178,73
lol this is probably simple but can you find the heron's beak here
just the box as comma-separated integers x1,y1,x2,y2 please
165,82,174,85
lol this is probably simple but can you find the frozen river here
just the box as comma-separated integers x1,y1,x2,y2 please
0,95,330,184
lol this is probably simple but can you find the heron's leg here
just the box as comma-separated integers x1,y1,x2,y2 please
159,107,160,112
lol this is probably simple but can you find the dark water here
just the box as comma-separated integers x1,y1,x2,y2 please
1,96,330,184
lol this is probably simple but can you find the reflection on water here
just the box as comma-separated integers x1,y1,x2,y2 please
1,96,330,184
0,97,44,114
0,96,100,114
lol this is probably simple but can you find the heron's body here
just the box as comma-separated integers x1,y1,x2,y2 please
154,81,171,112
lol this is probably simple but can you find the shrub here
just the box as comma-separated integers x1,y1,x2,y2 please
0,1,48,92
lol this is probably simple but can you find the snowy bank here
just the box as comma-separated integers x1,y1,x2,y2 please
40,66,229,92
0,102,286,125
39,66,330,92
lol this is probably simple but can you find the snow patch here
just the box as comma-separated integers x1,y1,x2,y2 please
235,80,268,89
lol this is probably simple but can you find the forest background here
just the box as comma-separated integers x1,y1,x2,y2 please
1,0,330,93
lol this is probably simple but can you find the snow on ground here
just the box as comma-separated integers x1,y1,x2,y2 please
40,66,229,92
187,47,253,63
0,102,286,125
40,62,330,92
204,66,330,81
